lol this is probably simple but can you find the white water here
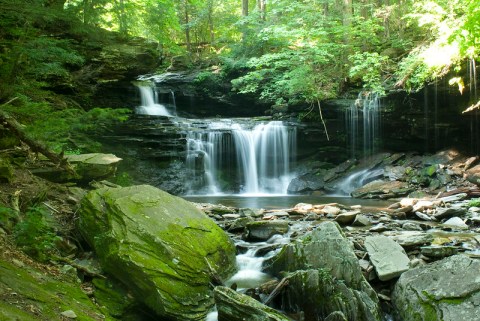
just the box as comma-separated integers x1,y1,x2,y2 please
186,120,296,195
206,231,294,321
135,85,172,116
346,92,381,159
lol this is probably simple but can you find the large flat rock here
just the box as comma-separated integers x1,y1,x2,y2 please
365,236,410,281
392,255,480,321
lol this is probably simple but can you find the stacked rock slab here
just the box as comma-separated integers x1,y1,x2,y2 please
392,255,480,321
78,185,237,321
365,236,410,281
264,221,382,321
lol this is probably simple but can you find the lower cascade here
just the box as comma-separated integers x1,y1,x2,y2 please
186,120,297,195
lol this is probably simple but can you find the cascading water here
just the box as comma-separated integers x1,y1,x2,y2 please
341,92,382,195
135,85,172,116
346,91,381,159
185,120,296,195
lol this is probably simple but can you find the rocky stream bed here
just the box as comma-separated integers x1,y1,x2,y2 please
1,148,480,320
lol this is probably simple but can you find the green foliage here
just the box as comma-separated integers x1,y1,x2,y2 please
0,205,18,233
2,98,130,153
468,198,480,207
349,52,390,95
14,206,61,262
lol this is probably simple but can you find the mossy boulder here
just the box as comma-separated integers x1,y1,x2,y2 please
78,185,237,321
392,255,480,321
264,221,381,321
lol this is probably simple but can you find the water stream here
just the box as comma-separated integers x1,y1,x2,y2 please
185,120,297,196
135,85,172,116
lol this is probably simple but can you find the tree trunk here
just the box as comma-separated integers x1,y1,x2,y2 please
208,1,215,44
242,0,249,17
184,0,192,52
257,0,266,20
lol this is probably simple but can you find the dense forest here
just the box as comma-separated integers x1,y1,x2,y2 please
0,0,479,153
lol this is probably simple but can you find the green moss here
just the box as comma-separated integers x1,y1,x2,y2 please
0,258,115,321
78,185,237,320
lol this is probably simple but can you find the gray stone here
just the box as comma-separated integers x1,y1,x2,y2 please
228,216,254,232
401,222,423,231
420,245,458,258
352,214,372,227
443,217,468,229
60,310,77,319
351,180,413,199
67,153,122,181
244,220,289,241
392,255,480,321
335,210,360,225
281,269,381,321
78,185,237,321
439,193,468,203
433,207,467,220
214,286,290,321
365,236,410,281
264,222,381,320
386,231,433,247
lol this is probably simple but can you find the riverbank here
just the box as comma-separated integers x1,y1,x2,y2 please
1,148,480,320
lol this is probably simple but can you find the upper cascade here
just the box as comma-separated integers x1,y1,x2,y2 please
135,85,172,116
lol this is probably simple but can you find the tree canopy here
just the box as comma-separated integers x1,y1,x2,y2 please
1,0,479,115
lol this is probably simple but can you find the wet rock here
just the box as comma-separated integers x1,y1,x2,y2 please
352,214,371,227
281,269,381,321
287,174,324,193
265,222,381,320
384,165,406,181
335,210,360,225
244,220,289,241
369,223,389,232
392,255,480,321
321,205,342,216
439,193,468,203
415,211,434,221
351,180,413,199
442,217,468,229
401,222,423,231
78,185,236,321
365,236,410,281
214,286,290,321
385,231,434,247
433,207,467,220
228,217,254,232
420,245,458,258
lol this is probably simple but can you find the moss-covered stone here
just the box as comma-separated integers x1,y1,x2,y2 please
78,185,237,321
214,286,291,321
392,255,480,321
0,258,113,321
264,221,381,321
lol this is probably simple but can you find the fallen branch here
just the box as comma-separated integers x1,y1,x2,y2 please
317,99,330,141
0,99,76,175
262,277,289,305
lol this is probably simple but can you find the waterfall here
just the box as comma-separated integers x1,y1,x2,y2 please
346,92,381,159
135,85,171,116
170,90,177,115
185,120,296,195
